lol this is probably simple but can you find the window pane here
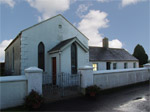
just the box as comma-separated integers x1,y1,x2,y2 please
38,42,45,71
124,63,128,69
113,63,117,69
93,64,98,71
71,43,77,74
133,62,136,68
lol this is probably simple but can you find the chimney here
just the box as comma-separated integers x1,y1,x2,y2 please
103,37,109,48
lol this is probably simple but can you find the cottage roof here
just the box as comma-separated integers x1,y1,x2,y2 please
48,37,88,54
89,47,138,61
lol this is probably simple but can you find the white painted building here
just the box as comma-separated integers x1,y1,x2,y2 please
89,38,139,71
5,14,89,85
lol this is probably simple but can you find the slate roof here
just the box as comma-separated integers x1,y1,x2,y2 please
89,47,138,61
48,37,76,53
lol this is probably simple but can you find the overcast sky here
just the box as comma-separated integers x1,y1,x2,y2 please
0,0,149,62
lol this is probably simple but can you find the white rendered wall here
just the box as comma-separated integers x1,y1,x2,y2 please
61,46,71,74
77,45,89,69
79,66,93,88
59,16,88,47
93,68,149,89
21,15,89,75
0,76,27,109
0,67,43,109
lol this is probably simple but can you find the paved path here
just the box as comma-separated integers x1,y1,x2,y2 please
40,82,150,111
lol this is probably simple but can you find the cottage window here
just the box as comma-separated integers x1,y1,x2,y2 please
93,63,98,71
124,63,128,69
38,42,45,71
133,62,136,68
71,43,77,74
113,63,117,69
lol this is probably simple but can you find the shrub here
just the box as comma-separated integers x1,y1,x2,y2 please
24,90,44,110
85,85,101,97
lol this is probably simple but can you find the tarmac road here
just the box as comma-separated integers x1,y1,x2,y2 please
40,82,150,112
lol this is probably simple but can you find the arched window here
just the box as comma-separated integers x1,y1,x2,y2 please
71,43,77,74
12,47,14,71
38,42,45,71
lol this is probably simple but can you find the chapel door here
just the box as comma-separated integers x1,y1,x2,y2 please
52,57,56,85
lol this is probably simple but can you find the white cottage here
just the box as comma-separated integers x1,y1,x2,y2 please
89,38,139,71
5,14,89,84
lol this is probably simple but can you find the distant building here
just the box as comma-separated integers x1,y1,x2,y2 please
89,38,139,71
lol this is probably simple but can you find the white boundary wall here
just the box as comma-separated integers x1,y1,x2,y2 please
0,76,27,109
79,64,150,90
93,68,150,89
0,67,43,110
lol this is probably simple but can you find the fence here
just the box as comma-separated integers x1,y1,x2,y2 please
42,72,81,99
43,72,81,86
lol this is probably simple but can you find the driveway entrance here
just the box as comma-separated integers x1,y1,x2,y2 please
43,72,81,101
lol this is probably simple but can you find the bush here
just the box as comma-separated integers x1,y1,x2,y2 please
24,90,44,110
85,85,101,97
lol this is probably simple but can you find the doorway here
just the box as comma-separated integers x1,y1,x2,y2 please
52,57,56,85
106,62,111,70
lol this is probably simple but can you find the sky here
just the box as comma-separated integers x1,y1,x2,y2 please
0,0,149,62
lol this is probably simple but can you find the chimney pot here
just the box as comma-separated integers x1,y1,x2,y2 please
103,37,109,48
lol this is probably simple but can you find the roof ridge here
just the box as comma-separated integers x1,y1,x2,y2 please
22,14,62,32
89,46,124,50
89,47,138,61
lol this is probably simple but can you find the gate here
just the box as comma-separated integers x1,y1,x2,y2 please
43,72,81,100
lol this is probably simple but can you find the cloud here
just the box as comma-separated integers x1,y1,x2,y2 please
26,0,71,22
77,10,122,48
97,0,110,2
97,0,146,7
0,39,13,62
76,3,92,18
0,0,15,8
109,39,123,48
121,0,146,7
78,10,109,46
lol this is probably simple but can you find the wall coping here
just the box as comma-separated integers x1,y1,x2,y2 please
144,63,150,65
78,65,93,70
0,76,27,82
94,68,147,75
144,63,150,67
25,67,43,73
